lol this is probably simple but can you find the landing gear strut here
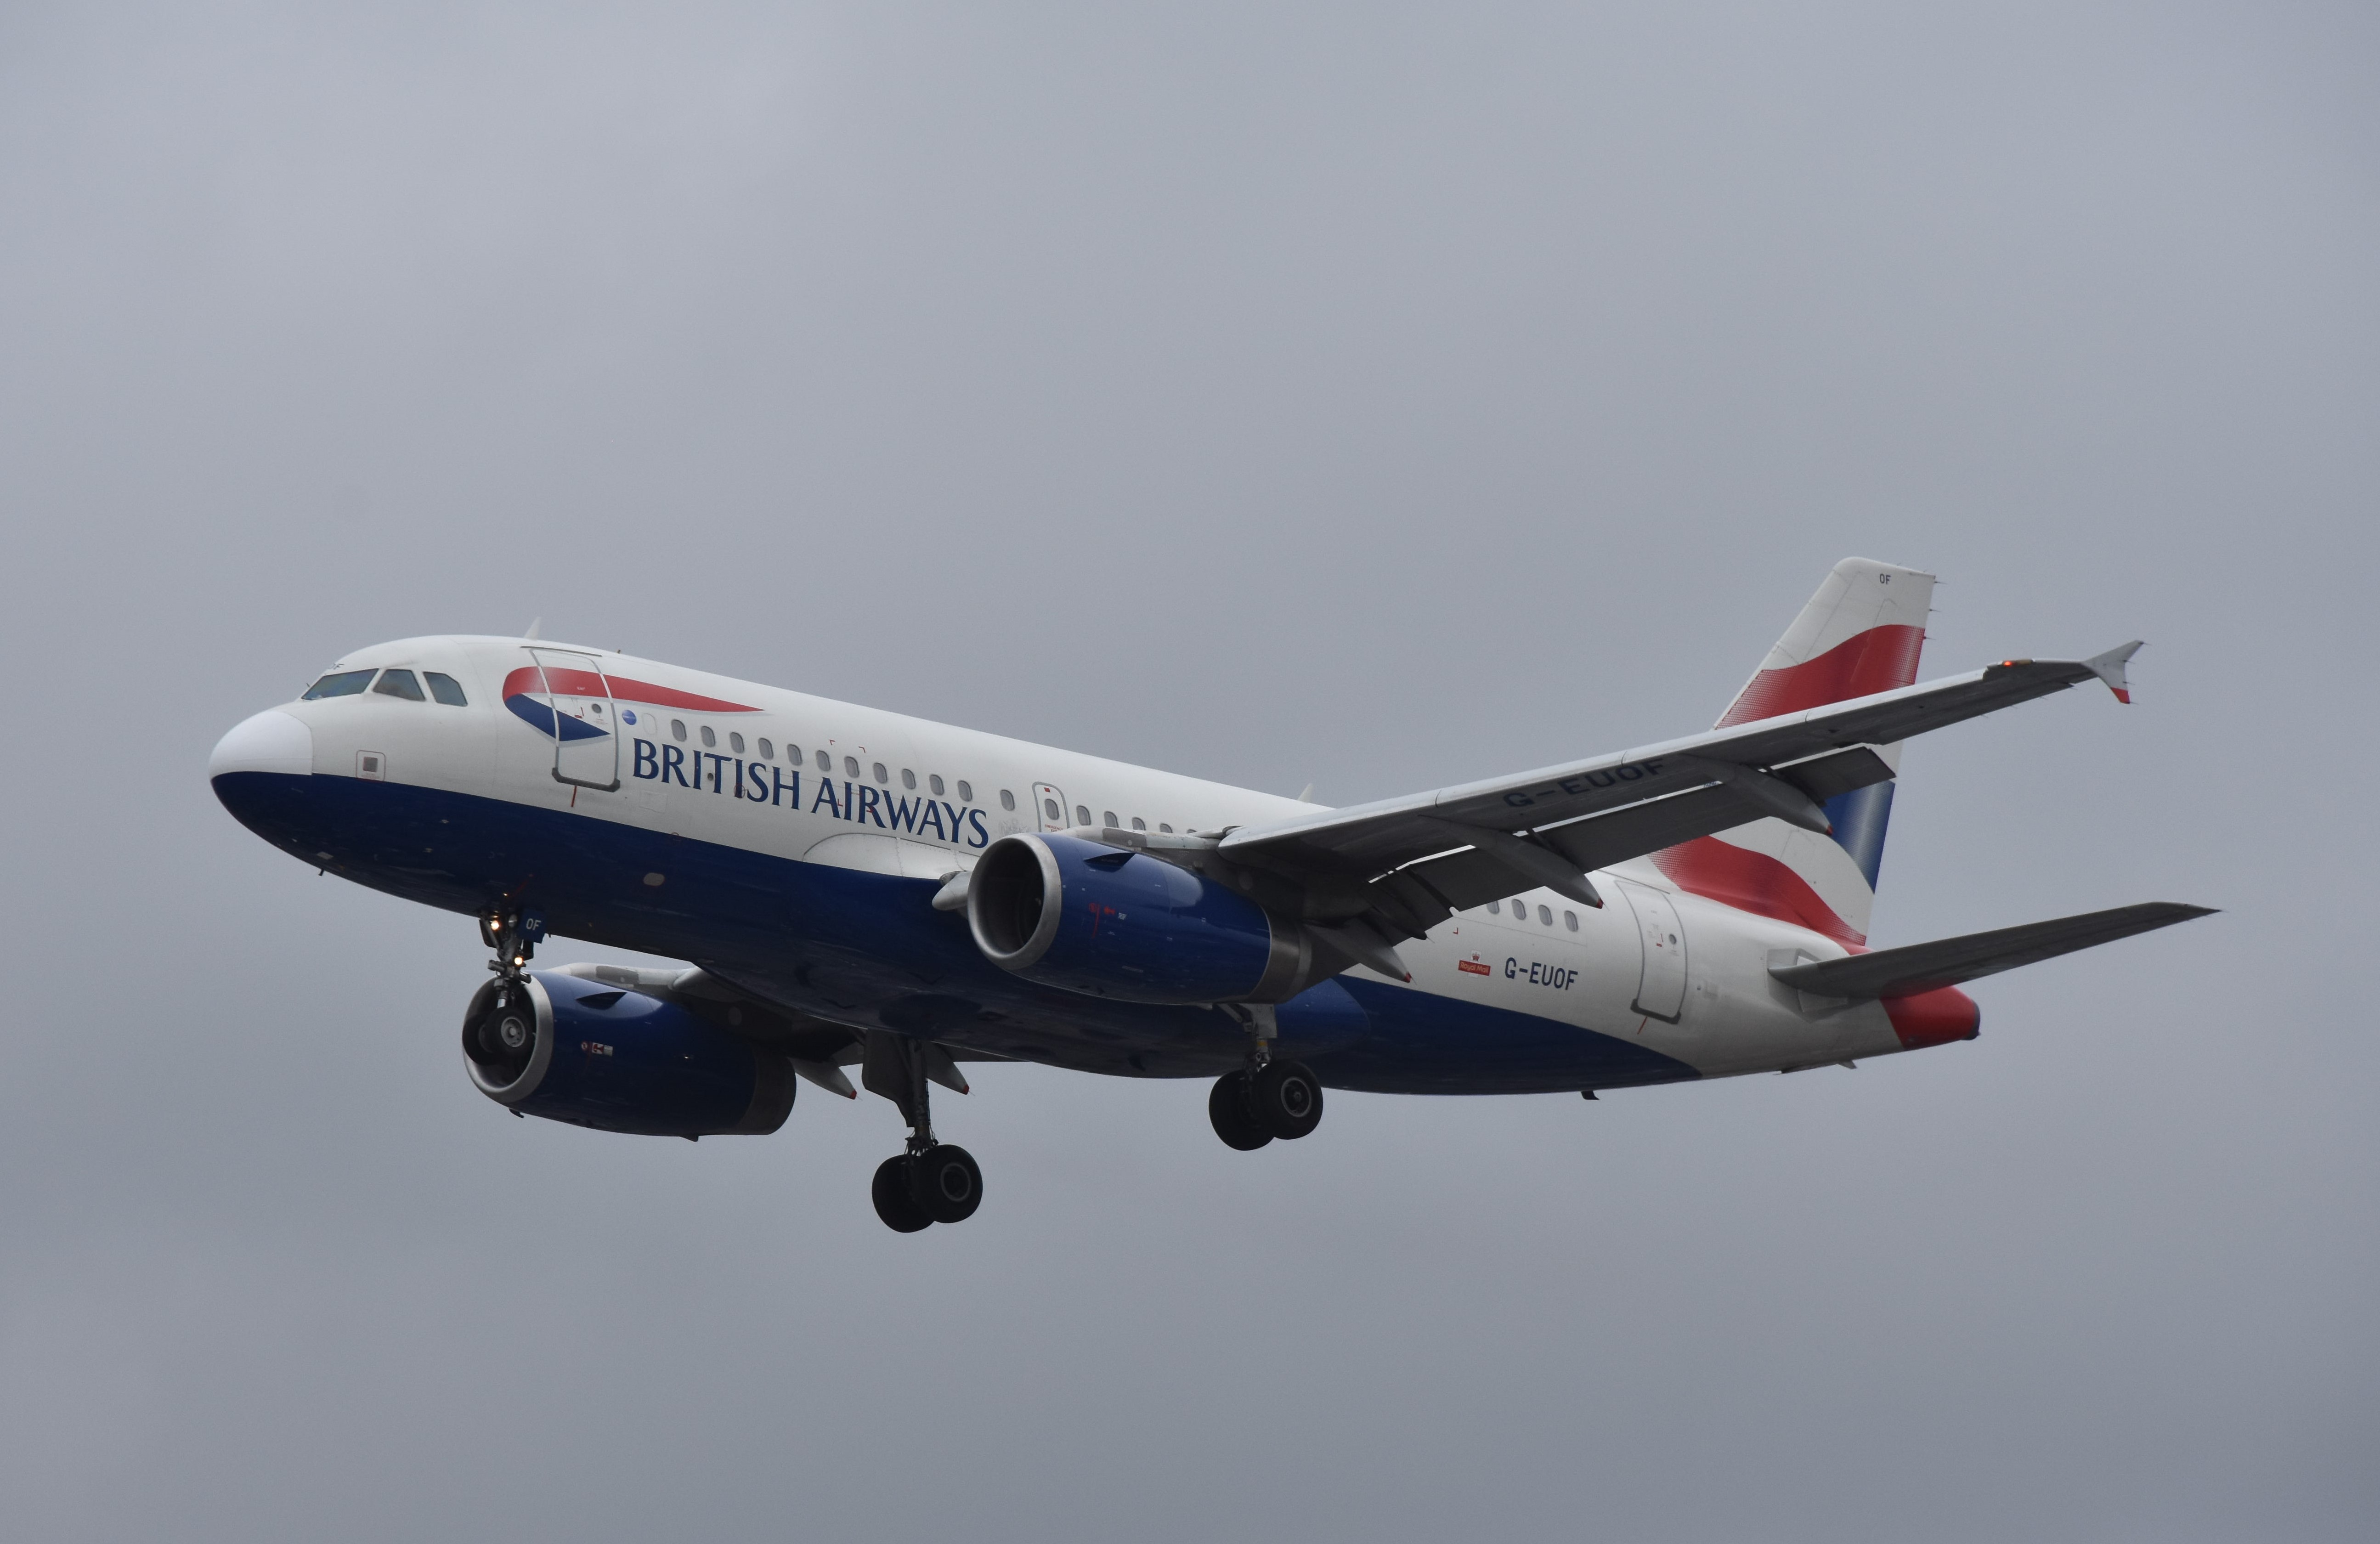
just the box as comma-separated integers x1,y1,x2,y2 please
1208,1006,1324,1149
479,909,545,1005
862,1033,983,1233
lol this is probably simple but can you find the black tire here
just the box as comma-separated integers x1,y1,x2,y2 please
912,1143,983,1224
1208,1072,1273,1150
871,1156,933,1232
1249,1061,1324,1140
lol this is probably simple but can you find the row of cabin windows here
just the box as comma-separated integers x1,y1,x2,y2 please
656,722,1188,834
665,718,983,805
1073,806,1176,834
1487,899,1581,932
304,668,468,706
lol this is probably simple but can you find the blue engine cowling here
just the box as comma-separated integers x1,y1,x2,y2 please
462,971,795,1137
966,831,1302,1003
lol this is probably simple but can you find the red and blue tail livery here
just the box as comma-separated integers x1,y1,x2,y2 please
209,559,2210,1231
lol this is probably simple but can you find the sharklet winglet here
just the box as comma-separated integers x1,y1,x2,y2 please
2084,640,2143,704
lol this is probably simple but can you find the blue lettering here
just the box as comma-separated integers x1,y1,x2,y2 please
633,739,659,779
857,786,885,827
661,743,690,787
966,809,990,848
707,755,724,794
734,759,746,799
916,801,950,841
1529,962,1543,984
886,796,922,834
1504,957,1517,979
811,780,844,818
771,767,800,807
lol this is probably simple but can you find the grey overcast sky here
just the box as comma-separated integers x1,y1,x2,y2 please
1,3,2374,1539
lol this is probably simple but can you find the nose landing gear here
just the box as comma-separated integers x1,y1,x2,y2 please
479,908,546,1006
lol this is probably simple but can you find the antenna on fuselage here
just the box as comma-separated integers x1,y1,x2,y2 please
524,617,542,640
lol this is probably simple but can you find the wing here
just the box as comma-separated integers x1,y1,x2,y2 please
1215,642,2144,939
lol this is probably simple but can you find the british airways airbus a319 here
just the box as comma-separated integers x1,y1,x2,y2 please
210,559,2209,1231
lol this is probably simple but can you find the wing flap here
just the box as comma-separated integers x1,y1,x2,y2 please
1769,901,2215,1000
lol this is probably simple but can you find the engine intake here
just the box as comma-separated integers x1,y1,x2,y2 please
966,831,1306,1003
462,972,795,1137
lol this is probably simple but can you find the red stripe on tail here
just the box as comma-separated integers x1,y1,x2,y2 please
1651,837,1866,947
1719,624,1927,727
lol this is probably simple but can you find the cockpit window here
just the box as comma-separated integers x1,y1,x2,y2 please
424,672,468,706
302,669,375,700
372,669,425,701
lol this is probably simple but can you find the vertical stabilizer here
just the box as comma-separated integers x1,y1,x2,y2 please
1654,558,1935,945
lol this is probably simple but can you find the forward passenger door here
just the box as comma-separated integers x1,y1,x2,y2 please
524,648,621,792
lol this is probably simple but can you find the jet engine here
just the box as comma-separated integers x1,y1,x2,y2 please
966,831,1307,1003
462,971,795,1137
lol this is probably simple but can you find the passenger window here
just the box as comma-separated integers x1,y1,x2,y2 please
372,669,425,701
701,726,717,748
999,789,1015,811
1564,911,1579,931
1538,905,1553,926
902,769,916,790
672,720,688,742
1159,823,1173,834
424,672,468,706
815,750,830,772
872,762,888,785
1487,900,1501,915
786,744,803,764
729,732,746,755
1131,817,1146,831
958,781,973,803
1042,798,1060,821
1075,805,1091,827
301,669,375,700
929,774,944,795
1102,810,1118,828
758,738,774,759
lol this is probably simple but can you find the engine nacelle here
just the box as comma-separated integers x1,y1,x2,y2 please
462,971,795,1137
966,831,1306,1003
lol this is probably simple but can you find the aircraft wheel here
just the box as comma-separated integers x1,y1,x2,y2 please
912,1143,983,1224
1249,1060,1324,1140
872,1155,933,1233
1208,1072,1273,1150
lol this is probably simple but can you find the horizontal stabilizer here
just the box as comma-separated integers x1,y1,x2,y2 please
1769,901,2214,1000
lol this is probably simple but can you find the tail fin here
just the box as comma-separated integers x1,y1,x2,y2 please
1653,558,1936,945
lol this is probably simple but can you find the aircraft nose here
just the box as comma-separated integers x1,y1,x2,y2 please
209,708,314,780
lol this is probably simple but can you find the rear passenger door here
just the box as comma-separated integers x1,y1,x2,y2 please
1617,880,1689,1023
1032,782,1069,832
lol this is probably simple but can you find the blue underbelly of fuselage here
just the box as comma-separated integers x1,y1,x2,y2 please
211,771,1699,1095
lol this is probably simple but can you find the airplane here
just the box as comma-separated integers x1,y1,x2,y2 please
209,557,2210,1232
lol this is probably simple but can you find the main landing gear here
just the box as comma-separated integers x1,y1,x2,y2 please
862,1033,983,1233
1208,1011,1324,1150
